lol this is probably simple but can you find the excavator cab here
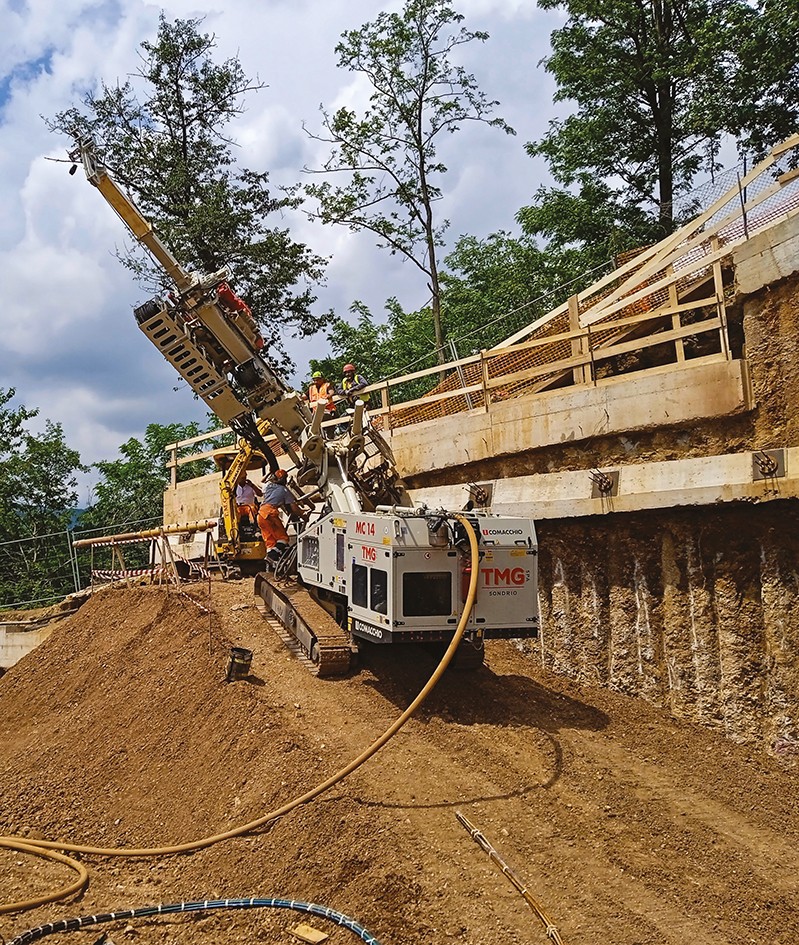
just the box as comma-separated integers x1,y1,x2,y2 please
213,446,268,568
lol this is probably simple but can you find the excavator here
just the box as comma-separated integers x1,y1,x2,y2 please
69,140,540,675
213,421,269,570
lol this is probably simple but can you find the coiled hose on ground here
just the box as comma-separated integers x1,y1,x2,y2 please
0,515,480,924
7,897,383,945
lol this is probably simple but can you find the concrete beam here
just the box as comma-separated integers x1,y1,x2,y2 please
734,210,799,295
410,448,799,520
389,359,752,478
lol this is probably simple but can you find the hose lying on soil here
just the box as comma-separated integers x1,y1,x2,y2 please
0,515,480,919
6,897,384,945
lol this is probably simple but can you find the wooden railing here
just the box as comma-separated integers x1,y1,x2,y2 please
166,134,799,469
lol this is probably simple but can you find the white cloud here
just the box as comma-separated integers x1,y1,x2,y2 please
0,0,559,474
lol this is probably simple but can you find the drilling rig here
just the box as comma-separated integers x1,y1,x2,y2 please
69,140,540,675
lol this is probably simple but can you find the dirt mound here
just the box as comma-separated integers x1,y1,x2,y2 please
1,580,797,945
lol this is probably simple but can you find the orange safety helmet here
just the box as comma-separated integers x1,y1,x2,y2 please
274,468,288,481
343,363,356,373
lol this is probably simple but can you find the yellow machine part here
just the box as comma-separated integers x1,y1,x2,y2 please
215,423,271,564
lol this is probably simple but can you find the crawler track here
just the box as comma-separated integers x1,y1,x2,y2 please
253,573,354,676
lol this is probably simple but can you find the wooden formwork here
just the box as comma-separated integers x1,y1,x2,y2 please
166,136,799,465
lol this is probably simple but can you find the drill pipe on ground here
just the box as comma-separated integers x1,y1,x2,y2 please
456,811,566,945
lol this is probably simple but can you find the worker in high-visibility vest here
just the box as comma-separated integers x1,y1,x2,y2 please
338,363,370,404
257,469,307,563
307,370,337,418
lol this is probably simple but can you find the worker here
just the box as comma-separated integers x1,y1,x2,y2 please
339,363,370,404
307,370,337,418
217,281,265,350
235,475,262,527
257,469,307,563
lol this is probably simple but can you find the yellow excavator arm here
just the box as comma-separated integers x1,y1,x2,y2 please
216,422,271,561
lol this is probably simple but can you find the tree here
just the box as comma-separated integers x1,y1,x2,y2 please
522,0,799,261
78,421,213,535
305,0,515,364
309,232,552,405
695,1,799,163
0,389,85,606
438,231,555,351
49,15,327,372
0,389,36,536
0,389,84,542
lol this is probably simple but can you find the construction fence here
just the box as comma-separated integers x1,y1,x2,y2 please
0,515,163,611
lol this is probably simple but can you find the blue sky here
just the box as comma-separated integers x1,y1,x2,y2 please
0,0,562,503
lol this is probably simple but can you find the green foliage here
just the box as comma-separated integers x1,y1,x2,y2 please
523,0,799,265
0,388,36,526
0,389,84,542
49,15,327,372
517,179,658,278
692,1,799,162
0,389,85,607
306,0,514,361
78,421,213,535
439,231,555,349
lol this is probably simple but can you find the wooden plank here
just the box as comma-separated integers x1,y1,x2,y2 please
669,269,685,363
481,317,722,394
291,924,329,944
486,298,714,365
772,133,799,156
168,451,225,468
383,382,484,413
483,324,587,360
569,294,590,384
581,242,731,326
163,426,232,451
498,136,795,348
383,351,482,388
484,351,592,390
710,235,731,360
590,317,721,364
481,350,491,408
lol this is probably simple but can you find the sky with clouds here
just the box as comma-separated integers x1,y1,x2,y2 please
0,0,564,503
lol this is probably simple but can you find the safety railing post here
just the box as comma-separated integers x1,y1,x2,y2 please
568,294,591,386
66,528,81,593
480,350,491,410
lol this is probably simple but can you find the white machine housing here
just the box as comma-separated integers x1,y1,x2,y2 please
297,510,539,644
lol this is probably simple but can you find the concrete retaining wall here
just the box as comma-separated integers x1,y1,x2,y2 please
388,358,752,479
405,243,799,752
1,624,54,671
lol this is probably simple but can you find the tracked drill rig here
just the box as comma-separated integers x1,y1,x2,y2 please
69,140,540,675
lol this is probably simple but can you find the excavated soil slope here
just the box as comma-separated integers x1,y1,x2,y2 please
1,581,797,945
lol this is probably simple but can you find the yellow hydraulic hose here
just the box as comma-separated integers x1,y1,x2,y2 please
0,840,88,914
0,514,480,916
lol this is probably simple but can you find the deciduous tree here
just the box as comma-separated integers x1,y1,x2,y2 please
0,389,85,606
49,15,327,372
305,0,514,364
78,421,213,535
522,0,799,264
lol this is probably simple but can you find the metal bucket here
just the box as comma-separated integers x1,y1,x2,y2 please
225,646,253,681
